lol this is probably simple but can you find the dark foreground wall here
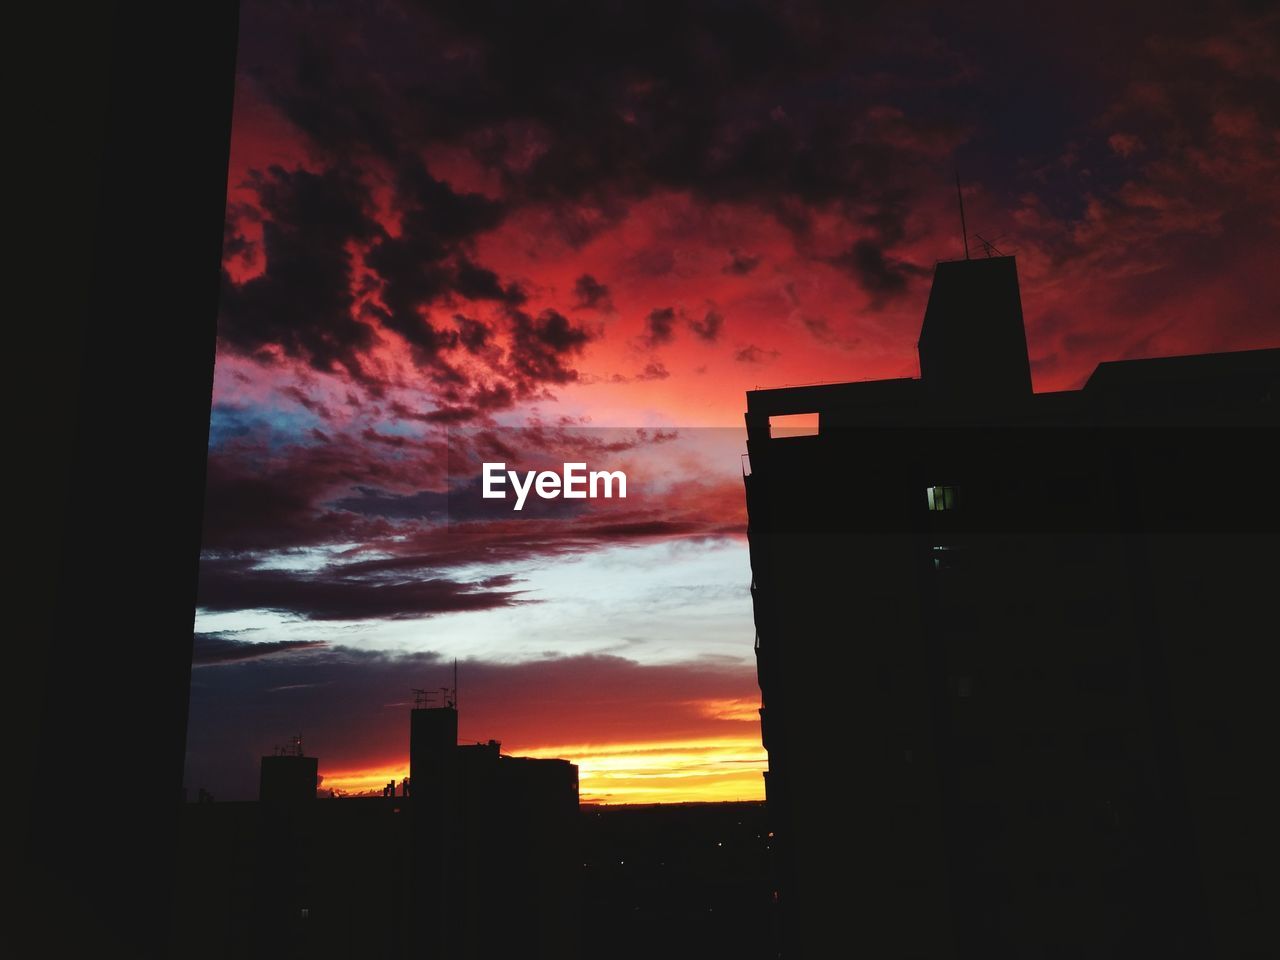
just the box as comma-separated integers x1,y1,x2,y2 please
21,4,238,956
175,799,772,959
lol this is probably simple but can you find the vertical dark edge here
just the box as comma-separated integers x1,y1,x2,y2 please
24,2,239,954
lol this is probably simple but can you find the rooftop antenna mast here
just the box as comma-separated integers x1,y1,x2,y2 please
974,233,1006,258
453,658,458,711
955,168,970,261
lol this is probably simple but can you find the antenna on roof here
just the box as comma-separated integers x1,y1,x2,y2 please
955,168,970,261
453,658,458,711
974,233,1006,258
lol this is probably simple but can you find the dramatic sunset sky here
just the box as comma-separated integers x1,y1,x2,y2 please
186,0,1279,802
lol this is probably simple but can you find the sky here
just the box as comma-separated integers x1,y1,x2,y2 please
186,0,1280,802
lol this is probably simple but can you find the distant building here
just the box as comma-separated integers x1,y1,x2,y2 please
176,704,579,958
258,736,317,805
408,700,580,958
744,256,1276,957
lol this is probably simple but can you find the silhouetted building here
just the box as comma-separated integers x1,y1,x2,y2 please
258,739,317,805
744,255,1276,958
175,704,579,959
409,701,580,958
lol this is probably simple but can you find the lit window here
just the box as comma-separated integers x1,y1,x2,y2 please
931,545,958,570
926,485,957,511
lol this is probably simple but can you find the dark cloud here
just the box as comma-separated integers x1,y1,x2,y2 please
335,498,745,576
828,239,928,304
234,0,969,255
723,250,761,275
802,315,862,350
573,274,613,311
197,556,526,621
426,406,484,424
281,386,333,420
200,426,455,552
193,633,327,665
219,165,380,381
268,24,406,161
643,307,677,348
222,205,258,264
454,314,494,354
202,446,381,552
637,361,670,381
331,486,449,521
508,308,595,388
221,156,531,396
362,163,518,364
360,426,416,449
385,376,516,425
408,0,944,232
687,309,724,342
802,315,832,340
470,381,516,411
735,344,781,364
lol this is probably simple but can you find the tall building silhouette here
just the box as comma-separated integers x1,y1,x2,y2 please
744,256,1276,957
258,737,318,805
408,695,580,957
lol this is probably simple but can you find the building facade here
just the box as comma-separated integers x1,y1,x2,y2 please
744,256,1277,957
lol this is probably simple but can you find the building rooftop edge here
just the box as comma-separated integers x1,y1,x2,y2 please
746,346,1279,414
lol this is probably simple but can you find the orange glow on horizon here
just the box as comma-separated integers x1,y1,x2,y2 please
319,735,767,804
504,736,766,804
321,764,408,797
